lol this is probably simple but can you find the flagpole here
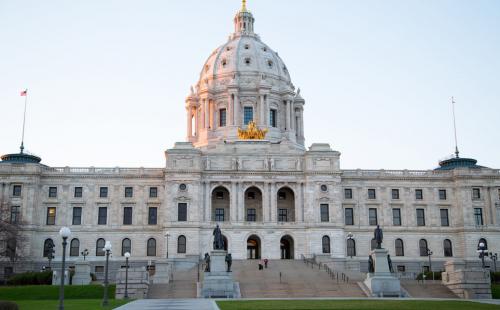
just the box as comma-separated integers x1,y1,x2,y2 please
451,96,459,158
20,90,28,154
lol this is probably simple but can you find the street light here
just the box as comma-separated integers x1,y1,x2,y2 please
58,227,71,310
477,242,487,269
81,249,89,261
489,253,498,272
165,233,170,259
124,252,130,299
346,232,354,259
102,241,112,307
427,248,433,280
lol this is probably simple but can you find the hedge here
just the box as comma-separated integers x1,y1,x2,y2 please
0,285,115,300
0,301,19,310
6,271,52,286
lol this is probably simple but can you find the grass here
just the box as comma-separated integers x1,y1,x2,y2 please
0,284,115,300
493,284,500,299
14,299,128,310
217,300,500,310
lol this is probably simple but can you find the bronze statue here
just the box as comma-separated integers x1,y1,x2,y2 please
387,254,393,273
368,255,375,273
225,253,232,272
213,224,225,250
374,225,383,249
204,253,211,272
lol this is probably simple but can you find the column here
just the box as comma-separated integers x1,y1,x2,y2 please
204,99,209,129
238,183,245,222
270,182,277,222
290,102,295,131
300,109,304,137
227,94,233,126
285,100,290,131
294,184,302,222
194,107,198,136
265,97,270,126
259,95,265,126
263,182,270,222
205,182,211,222
186,107,192,137
234,94,240,126
230,182,237,222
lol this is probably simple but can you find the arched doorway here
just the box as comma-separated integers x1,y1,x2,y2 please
277,187,295,222
247,235,261,259
245,187,263,222
280,235,294,259
211,186,230,222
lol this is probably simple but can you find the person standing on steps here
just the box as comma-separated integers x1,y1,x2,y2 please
264,258,268,268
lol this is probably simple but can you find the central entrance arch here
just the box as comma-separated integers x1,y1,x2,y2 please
247,235,261,259
280,235,294,259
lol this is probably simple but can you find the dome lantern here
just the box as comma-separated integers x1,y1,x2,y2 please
234,0,255,35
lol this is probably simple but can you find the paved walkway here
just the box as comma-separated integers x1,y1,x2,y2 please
114,299,219,310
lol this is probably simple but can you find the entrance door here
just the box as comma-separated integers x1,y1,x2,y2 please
247,235,261,259
280,235,294,259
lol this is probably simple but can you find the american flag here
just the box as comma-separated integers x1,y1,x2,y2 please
20,89,27,96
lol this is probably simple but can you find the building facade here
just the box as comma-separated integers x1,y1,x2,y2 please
1,3,499,278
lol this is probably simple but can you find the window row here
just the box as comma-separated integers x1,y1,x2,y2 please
46,206,158,226
45,186,159,199
343,238,455,257
344,188,451,200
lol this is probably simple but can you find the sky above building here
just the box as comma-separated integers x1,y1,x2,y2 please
0,0,499,169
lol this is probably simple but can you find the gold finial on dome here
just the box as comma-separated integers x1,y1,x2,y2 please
241,0,248,12
238,121,268,140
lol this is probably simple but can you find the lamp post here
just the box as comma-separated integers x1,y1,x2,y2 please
102,241,112,307
166,233,170,259
124,252,130,299
427,248,433,280
58,227,71,310
489,253,498,272
477,242,487,269
346,232,354,259
81,249,89,261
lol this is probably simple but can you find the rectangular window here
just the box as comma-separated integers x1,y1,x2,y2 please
95,266,104,273
243,106,253,125
392,208,401,226
74,187,83,198
416,208,425,226
247,208,256,222
439,189,447,200
46,207,56,225
369,208,378,225
10,206,20,224
278,208,288,222
392,189,400,200
440,209,449,226
48,187,57,198
320,204,329,222
99,187,108,198
270,109,277,127
149,187,158,198
215,208,225,222
474,208,483,226
98,207,107,225
344,188,353,199
415,189,423,200
472,188,481,200
72,207,82,225
148,207,158,225
124,187,133,198
219,109,227,127
178,203,187,222
12,185,22,197
368,189,376,199
344,208,354,225
123,207,132,225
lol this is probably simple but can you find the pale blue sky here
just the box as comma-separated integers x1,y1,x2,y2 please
0,0,499,169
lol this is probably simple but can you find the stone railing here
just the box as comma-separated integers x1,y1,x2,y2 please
342,168,500,178
41,166,164,177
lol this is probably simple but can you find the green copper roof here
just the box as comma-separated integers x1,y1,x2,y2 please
1,152,42,164
435,157,485,170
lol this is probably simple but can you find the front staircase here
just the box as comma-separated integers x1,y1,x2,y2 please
147,265,198,299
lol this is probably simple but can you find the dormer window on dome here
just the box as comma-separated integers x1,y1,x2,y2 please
245,57,251,65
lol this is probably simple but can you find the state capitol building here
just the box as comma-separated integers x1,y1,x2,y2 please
1,2,499,279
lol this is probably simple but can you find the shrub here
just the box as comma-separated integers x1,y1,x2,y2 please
6,271,52,286
90,273,97,281
491,272,500,283
0,301,19,310
416,271,442,280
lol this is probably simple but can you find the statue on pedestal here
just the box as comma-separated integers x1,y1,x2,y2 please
368,255,375,273
387,254,393,273
213,224,225,250
204,253,211,272
374,225,383,249
225,254,232,272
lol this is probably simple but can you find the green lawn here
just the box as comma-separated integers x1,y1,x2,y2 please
493,284,500,299
15,299,128,310
217,300,500,310
0,284,115,300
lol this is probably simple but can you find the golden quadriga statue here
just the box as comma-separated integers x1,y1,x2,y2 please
237,121,268,140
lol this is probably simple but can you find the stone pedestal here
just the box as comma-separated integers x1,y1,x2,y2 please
115,267,150,300
52,270,69,285
152,261,172,284
441,260,492,299
72,261,91,285
201,250,238,298
363,249,401,297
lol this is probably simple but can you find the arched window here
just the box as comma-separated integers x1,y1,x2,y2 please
419,239,428,257
147,238,156,257
177,235,186,254
395,239,404,256
6,238,16,260
122,238,131,256
370,238,377,251
444,239,453,257
70,238,80,257
322,236,331,254
478,238,488,251
96,238,105,256
43,239,54,257
347,239,356,257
